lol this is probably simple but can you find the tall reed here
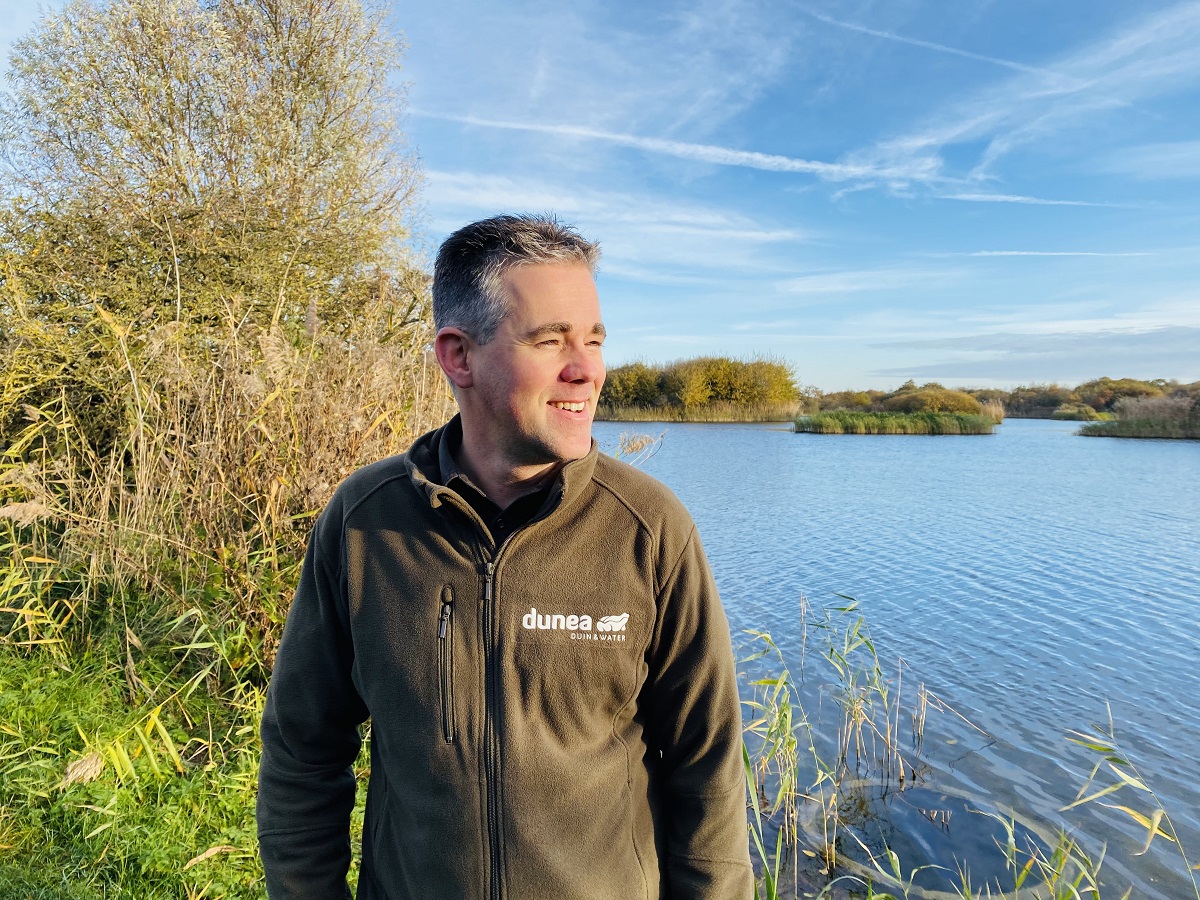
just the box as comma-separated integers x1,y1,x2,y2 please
742,599,1200,900
1079,395,1199,439
2,299,454,658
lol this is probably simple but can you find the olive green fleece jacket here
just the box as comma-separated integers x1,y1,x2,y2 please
257,418,753,900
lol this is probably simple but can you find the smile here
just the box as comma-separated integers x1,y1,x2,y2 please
550,401,587,412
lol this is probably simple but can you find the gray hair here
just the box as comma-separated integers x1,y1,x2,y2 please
433,214,601,343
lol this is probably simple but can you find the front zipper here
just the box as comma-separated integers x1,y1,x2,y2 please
483,559,502,900
437,586,455,744
478,507,557,900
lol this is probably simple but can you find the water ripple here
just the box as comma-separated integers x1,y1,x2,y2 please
597,419,1200,897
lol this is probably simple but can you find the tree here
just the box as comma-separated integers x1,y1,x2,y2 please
1,0,421,334
602,361,660,407
0,0,443,637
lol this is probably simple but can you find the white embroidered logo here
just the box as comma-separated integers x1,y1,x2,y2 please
521,608,629,642
596,613,629,633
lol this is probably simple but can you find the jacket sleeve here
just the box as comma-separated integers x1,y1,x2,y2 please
645,526,755,900
257,507,369,899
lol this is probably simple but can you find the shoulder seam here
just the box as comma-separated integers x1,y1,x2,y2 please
342,468,413,523
589,472,654,538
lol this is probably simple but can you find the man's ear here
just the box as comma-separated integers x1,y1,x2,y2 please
435,327,474,389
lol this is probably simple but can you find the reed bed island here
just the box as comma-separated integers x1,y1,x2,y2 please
794,411,996,435
1078,395,1200,440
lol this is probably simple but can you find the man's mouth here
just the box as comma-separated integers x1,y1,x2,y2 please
550,401,587,412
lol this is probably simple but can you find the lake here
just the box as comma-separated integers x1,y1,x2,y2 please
593,418,1200,898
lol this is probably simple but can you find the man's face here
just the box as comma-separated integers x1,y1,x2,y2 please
468,262,606,470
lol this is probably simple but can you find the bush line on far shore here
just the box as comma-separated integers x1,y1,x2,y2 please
597,401,799,423
794,411,996,435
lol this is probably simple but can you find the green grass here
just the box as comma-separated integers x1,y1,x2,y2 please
0,642,267,899
1079,418,1200,439
794,411,996,435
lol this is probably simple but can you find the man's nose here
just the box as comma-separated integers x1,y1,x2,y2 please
561,346,603,384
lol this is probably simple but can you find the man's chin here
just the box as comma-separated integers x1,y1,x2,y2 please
522,434,593,467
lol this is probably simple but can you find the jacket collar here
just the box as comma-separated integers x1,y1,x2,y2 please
406,415,599,517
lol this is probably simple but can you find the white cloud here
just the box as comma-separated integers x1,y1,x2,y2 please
403,0,797,140
778,267,963,296
802,9,1078,83
968,250,1154,257
423,170,814,275
871,326,1200,383
941,193,1124,207
1096,140,1200,179
853,2,1200,184
417,112,935,183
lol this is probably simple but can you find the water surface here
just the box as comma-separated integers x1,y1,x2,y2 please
595,418,1200,897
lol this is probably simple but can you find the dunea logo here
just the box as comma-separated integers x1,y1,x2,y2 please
522,608,629,642
597,613,630,632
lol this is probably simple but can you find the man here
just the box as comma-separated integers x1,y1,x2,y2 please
257,214,753,900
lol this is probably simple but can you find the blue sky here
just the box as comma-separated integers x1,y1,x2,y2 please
5,1,1199,390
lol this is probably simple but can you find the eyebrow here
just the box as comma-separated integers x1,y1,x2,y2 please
524,322,607,340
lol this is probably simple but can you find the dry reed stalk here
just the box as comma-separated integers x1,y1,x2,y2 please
981,399,1006,423
1,294,455,662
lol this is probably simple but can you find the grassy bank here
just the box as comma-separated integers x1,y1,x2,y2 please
598,401,800,423
6,553,1199,898
794,411,996,435
1078,396,1200,439
1079,418,1200,439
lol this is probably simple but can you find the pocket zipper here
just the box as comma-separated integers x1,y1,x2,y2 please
438,586,455,743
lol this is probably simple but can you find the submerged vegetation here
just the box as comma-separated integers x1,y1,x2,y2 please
794,412,996,435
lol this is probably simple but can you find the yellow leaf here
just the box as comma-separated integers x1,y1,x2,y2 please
94,303,125,338
1102,804,1176,846
1134,809,1167,856
184,845,238,870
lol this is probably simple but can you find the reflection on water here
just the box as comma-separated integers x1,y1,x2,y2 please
596,418,1200,898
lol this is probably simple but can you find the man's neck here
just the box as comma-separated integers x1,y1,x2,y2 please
453,440,560,510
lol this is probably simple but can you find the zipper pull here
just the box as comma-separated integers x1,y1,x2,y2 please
484,561,495,602
439,585,454,639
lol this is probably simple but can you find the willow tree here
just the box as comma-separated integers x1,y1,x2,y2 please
1,0,422,331
0,0,446,641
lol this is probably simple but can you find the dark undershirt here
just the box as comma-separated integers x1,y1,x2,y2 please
445,474,553,546
438,425,556,545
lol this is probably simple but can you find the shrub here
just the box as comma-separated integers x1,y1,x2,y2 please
881,387,982,415
1052,404,1101,421
599,356,801,420
1076,377,1163,412
1005,384,1078,418
601,361,660,407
